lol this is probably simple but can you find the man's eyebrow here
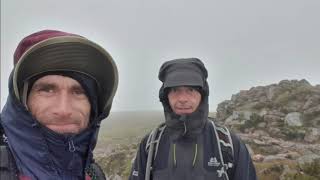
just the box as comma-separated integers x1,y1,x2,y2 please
32,82,56,89
71,84,85,91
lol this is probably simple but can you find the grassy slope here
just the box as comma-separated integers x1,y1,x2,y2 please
94,111,163,178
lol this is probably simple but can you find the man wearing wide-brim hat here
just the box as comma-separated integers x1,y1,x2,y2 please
0,30,118,180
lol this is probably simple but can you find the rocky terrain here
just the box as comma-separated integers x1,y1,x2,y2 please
216,79,320,180
94,111,163,179
94,79,320,180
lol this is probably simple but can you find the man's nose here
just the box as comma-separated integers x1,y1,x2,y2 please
53,92,72,117
177,92,188,103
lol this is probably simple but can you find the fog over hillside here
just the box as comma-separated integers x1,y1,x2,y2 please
98,111,163,144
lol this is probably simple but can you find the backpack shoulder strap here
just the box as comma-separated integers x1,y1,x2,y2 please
0,121,19,180
145,123,166,160
0,145,19,180
215,125,234,158
209,118,234,180
1,118,7,146
145,123,166,180
86,162,106,180
208,117,234,158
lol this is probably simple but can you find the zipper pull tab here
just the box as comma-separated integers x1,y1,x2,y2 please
68,140,76,152
183,121,187,136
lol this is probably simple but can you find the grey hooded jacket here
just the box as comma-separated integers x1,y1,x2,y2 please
129,58,257,180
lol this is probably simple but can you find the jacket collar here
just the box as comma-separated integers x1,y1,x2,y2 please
163,96,209,137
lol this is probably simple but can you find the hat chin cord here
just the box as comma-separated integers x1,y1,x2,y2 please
21,81,29,110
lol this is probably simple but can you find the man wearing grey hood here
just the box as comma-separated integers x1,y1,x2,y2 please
129,58,257,180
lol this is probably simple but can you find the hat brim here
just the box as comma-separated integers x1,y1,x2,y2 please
13,36,118,114
164,70,203,88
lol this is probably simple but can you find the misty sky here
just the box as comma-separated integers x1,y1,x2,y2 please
1,0,320,112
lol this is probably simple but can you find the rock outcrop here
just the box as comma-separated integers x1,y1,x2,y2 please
216,79,320,179
216,79,320,143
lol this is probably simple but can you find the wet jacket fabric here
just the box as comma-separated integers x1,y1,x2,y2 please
0,74,107,180
129,58,257,180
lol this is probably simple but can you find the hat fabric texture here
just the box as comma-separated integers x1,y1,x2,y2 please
162,65,204,88
13,30,78,65
159,58,208,88
12,30,118,114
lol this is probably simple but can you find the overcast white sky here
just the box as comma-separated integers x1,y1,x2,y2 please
1,0,320,112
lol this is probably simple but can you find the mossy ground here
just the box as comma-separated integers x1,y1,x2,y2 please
255,159,320,180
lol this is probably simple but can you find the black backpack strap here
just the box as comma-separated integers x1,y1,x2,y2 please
0,120,19,180
145,123,166,160
0,145,19,180
145,123,166,180
1,117,7,146
216,126,234,162
208,117,234,159
86,162,106,180
209,119,234,180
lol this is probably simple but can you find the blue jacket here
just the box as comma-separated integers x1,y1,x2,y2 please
1,75,107,180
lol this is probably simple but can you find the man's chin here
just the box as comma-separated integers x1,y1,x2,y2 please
47,125,82,135
60,132,77,136
174,109,194,115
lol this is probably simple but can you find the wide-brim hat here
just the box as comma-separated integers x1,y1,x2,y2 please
13,30,118,114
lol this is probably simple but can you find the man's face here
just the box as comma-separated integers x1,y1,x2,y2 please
168,86,202,115
27,75,91,134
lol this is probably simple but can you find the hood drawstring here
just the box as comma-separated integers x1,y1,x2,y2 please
178,115,187,136
192,143,198,167
183,122,187,136
173,143,198,168
173,144,177,167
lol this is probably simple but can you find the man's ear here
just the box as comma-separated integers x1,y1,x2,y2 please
159,85,167,103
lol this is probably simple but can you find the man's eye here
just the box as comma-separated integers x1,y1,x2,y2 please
73,88,85,95
38,87,54,93
170,87,178,92
187,87,195,92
